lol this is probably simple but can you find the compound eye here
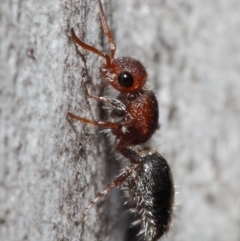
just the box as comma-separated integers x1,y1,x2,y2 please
118,71,134,87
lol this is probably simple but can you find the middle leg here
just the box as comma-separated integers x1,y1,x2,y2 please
85,89,127,116
68,112,120,129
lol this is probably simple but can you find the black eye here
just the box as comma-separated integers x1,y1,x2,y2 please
118,72,134,87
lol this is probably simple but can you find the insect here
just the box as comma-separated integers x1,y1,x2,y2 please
68,0,175,240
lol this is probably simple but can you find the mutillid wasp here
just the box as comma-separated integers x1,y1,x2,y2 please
68,0,175,240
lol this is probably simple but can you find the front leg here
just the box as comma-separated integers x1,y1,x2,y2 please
68,90,133,130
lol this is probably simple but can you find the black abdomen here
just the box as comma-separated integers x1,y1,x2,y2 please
127,152,174,241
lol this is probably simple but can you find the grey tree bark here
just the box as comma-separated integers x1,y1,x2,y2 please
1,0,239,241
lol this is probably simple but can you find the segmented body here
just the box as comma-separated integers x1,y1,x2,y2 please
111,89,159,148
68,0,175,240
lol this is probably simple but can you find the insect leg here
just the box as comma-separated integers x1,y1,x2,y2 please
86,90,127,115
97,0,116,59
115,145,141,164
68,112,119,129
81,163,139,221
71,28,110,65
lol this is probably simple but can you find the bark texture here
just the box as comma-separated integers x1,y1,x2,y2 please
1,0,240,241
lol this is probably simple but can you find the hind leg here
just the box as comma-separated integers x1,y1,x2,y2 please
80,163,139,221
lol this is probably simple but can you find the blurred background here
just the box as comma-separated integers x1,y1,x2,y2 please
111,1,240,240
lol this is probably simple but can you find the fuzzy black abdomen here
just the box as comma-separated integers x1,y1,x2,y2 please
128,152,174,241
